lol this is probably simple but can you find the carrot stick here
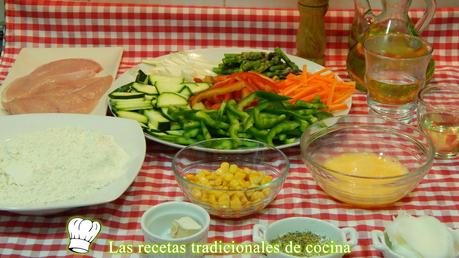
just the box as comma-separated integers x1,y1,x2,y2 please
281,84,301,96
299,90,327,102
327,81,336,106
291,86,322,100
333,90,354,104
328,103,348,111
274,65,355,112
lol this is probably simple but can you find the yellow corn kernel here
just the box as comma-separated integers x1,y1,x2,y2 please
220,162,230,172
240,194,249,205
208,193,217,205
250,191,264,202
245,190,254,198
185,174,196,181
262,188,272,197
229,164,239,174
234,192,247,203
218,193,230,208
213,178,222,186
249,173,263,185
230,196,242,210
196,173,206,180
207,173,216,180
229,179,240,189
191,188,202,199
261,175,273,185
215,170,224,178
240,180,251,188
197,170,207,178
223,173,233,182
198,178,210,186
200,193,208,203
249,183,259,188
234,171,246,181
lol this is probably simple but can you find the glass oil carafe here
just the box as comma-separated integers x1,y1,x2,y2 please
347,0,436,92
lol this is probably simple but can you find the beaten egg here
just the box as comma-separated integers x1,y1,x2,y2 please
320,152,409,207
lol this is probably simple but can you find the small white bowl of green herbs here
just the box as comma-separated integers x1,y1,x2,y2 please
252,217,357,258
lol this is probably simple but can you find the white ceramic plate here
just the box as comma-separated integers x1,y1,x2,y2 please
0,47,124,116
111,47,352,152
0,114,146,215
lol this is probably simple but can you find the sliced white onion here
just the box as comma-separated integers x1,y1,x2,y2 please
144,52,215,81
385,214,458,258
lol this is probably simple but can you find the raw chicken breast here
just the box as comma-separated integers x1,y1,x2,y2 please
1,58,113,114
2,58,102,103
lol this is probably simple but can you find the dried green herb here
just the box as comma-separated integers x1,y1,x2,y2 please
270,231,329,257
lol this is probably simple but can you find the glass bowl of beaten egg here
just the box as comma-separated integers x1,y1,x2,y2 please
172,138,289,218
300,115,434,207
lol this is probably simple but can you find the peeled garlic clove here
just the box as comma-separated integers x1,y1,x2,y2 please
170,216,202,239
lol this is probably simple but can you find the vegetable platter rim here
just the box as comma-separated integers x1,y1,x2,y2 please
109,47,352,153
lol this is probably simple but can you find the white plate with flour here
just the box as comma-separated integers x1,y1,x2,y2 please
0,114,145,215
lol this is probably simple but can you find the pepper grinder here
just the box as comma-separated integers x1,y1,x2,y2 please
296,0,328,65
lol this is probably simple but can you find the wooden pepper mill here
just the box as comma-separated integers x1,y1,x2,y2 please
296,0,328,65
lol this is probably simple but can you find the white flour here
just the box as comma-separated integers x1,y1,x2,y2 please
0,127,130,207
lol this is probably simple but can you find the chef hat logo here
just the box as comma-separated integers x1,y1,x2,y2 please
67,217,101,254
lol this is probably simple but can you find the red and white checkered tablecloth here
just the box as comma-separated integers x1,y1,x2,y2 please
0,0,458,257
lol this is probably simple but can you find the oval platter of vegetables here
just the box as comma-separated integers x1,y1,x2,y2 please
108,47,354,152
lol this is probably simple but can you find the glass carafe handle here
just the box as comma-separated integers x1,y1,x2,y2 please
357,0,375,23
415,0,436,32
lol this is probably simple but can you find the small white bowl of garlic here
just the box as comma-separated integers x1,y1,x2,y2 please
371,213,459,258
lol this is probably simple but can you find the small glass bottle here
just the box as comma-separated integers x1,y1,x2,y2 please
296,0,328,65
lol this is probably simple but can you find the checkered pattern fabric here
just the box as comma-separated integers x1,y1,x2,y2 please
0,1,458,257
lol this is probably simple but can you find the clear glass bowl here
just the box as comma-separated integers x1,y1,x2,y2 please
300,115,434,207
172,138,289,218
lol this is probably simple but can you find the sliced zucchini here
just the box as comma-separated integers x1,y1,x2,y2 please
178,86,192,99
144,94,157,101
116,110,148,124
156,93,188,108
181,82,210,93
135,70,149,84
111,99,152,111
132,82,158,95
144,109,169,122
111,82,133,94
110,98,145,105
151,98,158,107
149,75,183,93
148,122,170,132
144,110,171,131
109,91,145,99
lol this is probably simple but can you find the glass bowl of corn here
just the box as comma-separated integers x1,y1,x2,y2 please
172,138,289,218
